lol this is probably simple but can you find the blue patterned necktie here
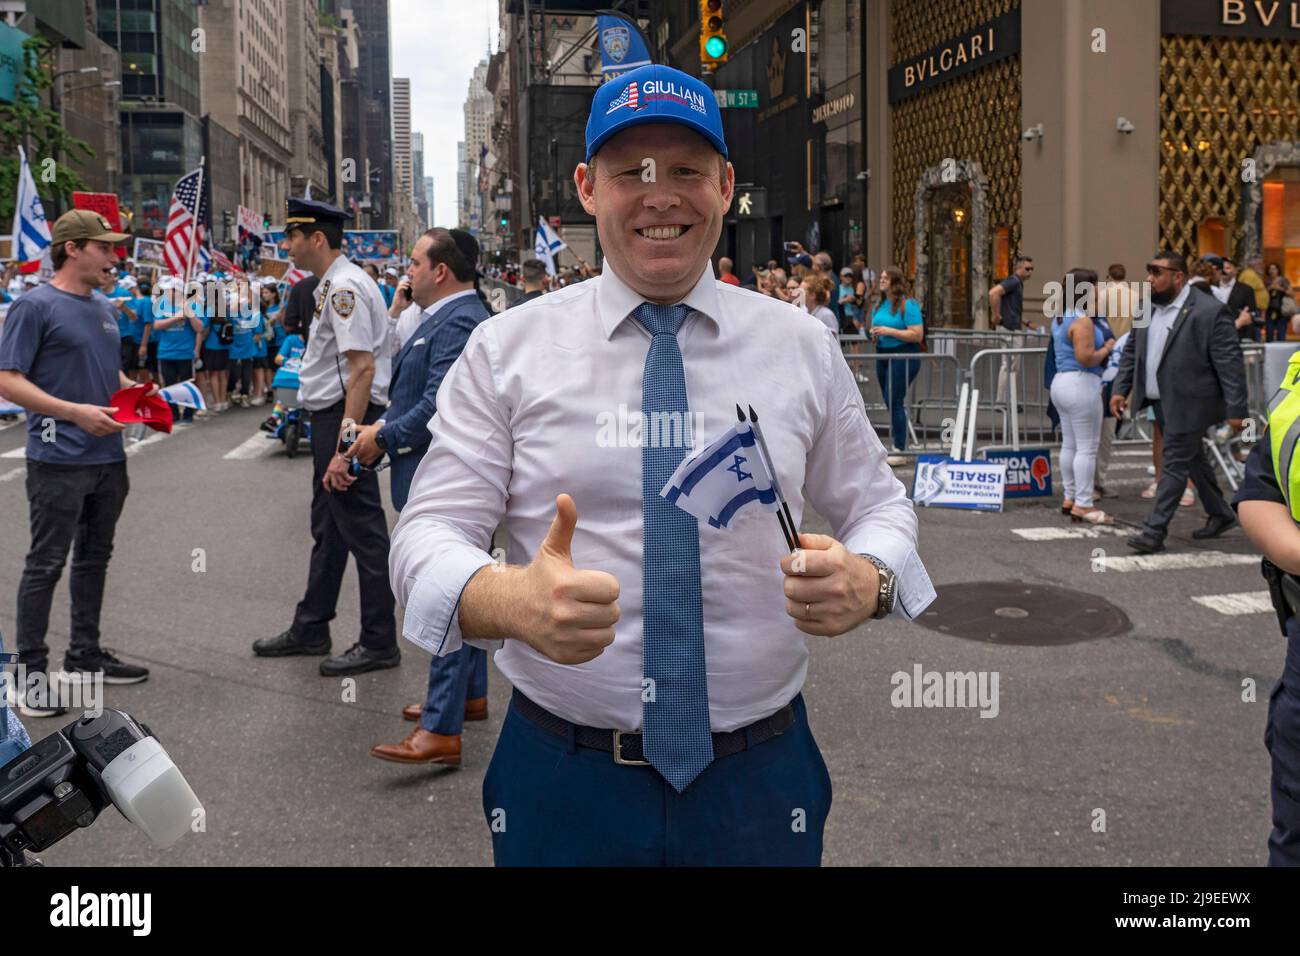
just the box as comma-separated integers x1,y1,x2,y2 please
634,302,712,792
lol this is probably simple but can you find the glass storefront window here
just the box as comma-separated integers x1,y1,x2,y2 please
1197,218,1226,258
993,226,1010,279
815,0,861,94
1262,169,1300,289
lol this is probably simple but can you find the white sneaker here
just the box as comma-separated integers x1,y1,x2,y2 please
16,682,69,718
886,454,907,467
250,396,265,407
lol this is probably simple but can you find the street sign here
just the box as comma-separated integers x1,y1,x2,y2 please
733,185,766,219
713,89,758,108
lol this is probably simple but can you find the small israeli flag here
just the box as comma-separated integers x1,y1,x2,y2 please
12,147,51,264
660,421,780,529
534,217,566,277
158,380,206,411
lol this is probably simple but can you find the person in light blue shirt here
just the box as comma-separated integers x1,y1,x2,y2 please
225,281,260,406
253,283,282,403
261,331,307,433
147,279,204,423
867,266,925,463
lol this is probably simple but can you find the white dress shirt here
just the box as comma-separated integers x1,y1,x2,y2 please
1211,278,1233,305
1143,283,1191,401
297,254,391,409
390,261,936,733
391,288,481,357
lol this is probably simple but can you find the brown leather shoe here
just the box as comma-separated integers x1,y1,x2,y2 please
370,727,462,765
401,697,489,722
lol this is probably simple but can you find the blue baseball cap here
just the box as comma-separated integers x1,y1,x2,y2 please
585,64,728,163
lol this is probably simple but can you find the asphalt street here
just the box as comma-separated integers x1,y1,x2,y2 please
0,406,1278,867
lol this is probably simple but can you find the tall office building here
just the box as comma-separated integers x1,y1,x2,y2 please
197,0,293,222
285,0,326,197
462,58,491,237
393,77,411,194
347,0,394,228
96,0,203,237
424,176,435,228
411,130,428,226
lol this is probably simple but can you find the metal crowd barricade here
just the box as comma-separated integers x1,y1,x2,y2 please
961,345,1054,454
480,276,524,312
839,343,962,456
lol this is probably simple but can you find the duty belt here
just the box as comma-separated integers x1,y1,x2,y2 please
1263,559,1300,636
510,688,795,766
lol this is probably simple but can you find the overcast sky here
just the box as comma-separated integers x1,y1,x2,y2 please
391,0,499,228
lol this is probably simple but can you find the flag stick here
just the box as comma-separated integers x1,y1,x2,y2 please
182,157,206,287
739,404,798,553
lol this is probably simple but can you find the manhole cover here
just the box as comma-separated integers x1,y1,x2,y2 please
915,582,1130,645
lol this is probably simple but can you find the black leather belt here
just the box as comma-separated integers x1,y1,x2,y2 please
510,688,795,766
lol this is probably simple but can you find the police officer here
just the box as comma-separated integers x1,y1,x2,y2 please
253,197,398,676
1236,348,1300,865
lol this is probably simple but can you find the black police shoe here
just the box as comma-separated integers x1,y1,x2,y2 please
1192,515,1238,539
64,648,149,685
319,643,400,677
253,630,331,658
1126,531,1166,554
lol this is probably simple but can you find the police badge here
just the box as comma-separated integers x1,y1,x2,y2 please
330,288,356,320
602,25,629,64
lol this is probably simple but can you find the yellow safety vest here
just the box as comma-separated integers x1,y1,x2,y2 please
1270,351,1300,522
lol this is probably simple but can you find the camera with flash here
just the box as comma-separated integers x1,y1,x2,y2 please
0,710,203,866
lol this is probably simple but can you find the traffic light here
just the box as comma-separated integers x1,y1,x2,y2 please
699,0,728,69
263,212,271,229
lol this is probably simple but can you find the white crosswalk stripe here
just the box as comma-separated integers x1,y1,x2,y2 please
0,465,24,483
1013,526,1130,541
222,432,279,461
1191,591,1272,616
1100,550,1259,573
0,447,24,459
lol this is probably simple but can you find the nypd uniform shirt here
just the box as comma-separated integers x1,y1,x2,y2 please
296,254,391,411
390,261,937,734
0,283,125,465
1232,439,1284,510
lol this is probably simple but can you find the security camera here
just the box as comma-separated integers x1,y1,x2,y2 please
1116,117,1135,134
1022,124,1043,141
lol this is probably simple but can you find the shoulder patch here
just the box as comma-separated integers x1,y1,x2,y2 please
330,288,356,320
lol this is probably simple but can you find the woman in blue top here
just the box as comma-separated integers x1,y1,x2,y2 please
1049,267,1116,524
868,266,925,465
254,283,283,404
147,278,205,423
838,267,861,332
225,279,260,407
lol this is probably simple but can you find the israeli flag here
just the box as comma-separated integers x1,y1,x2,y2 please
158,380,207,411
534,217,566,277
12,147,51,264
661,421,780,529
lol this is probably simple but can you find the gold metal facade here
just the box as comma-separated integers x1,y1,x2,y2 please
1159,35,1300,258
889,0,1022,272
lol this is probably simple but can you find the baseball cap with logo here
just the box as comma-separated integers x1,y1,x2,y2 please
585,63,728,163
51,209,130,245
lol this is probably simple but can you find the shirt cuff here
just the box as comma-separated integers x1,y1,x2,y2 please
401,550,496,656
848,531,937,622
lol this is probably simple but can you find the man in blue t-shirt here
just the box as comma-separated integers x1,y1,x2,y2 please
0,210,155,713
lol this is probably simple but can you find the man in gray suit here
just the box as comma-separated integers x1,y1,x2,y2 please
1111,251,1249,554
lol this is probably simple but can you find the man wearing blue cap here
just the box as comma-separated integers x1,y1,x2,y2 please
390,64,935,865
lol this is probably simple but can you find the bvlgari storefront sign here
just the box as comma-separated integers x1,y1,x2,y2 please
887,10,1021,105
1162,0,1300,39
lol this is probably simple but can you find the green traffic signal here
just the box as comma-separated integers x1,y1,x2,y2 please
705,35,727,59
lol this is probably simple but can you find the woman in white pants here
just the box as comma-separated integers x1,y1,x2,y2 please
1049,268,1116,523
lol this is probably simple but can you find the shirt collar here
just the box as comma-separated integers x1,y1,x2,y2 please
1157,283,1192,316
595,259,723,340
428,288,478,315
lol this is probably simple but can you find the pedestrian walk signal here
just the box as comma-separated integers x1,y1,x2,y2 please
699,0,728,69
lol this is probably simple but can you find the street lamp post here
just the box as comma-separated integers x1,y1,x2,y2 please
49,66,100,216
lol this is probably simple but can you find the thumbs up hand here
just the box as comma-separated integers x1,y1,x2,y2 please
521,494,620,665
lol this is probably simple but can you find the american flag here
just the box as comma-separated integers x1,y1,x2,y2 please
208,245,242,275
281,267,309,286
163,166,208,278
606,81,640,113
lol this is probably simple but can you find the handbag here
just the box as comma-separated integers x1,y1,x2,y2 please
1281,295,1299,320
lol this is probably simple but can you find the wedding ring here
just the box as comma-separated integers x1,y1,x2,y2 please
804,602,812,619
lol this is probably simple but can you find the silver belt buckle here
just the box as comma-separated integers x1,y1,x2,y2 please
612,730,650,766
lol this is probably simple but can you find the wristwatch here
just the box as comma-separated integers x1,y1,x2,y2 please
373,427,387,452
860,554,897,619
